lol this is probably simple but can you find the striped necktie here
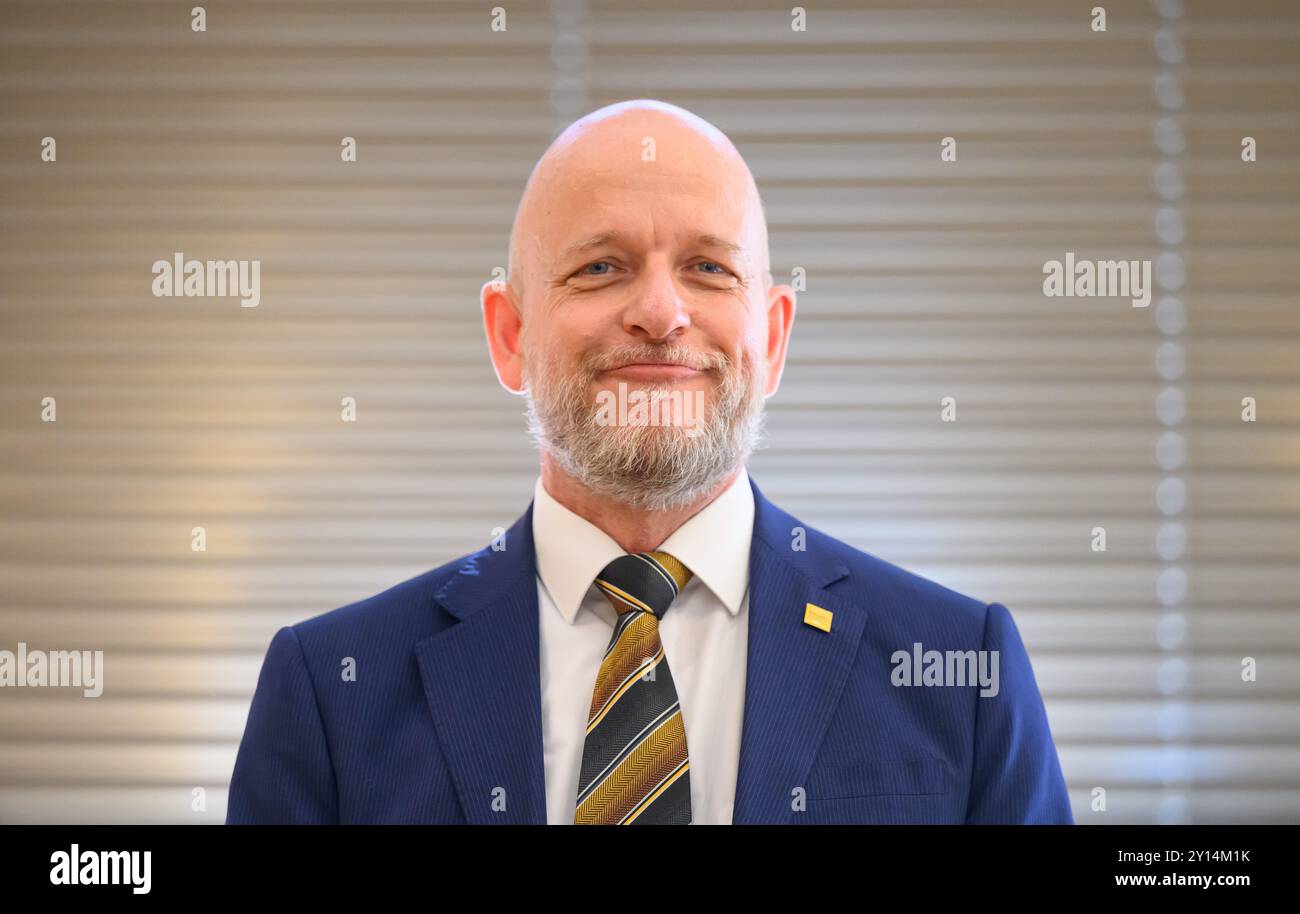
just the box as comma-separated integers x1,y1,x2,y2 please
573,550,693,825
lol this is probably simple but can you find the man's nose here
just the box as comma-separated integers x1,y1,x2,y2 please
622,262,690,341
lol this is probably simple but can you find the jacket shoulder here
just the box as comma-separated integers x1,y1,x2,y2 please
287,548,483,649
762,502,992,632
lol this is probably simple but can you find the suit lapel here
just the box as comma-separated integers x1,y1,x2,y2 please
732,478,872,824
414,504,547,824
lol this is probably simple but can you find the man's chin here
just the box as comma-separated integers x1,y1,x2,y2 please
589,421,707,450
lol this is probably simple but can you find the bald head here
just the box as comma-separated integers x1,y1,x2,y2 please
506,99,770,299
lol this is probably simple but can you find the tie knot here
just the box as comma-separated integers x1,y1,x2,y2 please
595,550,692,619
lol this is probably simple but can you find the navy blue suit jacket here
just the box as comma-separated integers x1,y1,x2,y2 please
227,476,1073,824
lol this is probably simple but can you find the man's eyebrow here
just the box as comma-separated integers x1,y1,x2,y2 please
559,231,622,262
558,231,745,261
692,233,745,256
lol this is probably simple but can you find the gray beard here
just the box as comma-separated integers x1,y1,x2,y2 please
522,348,767,512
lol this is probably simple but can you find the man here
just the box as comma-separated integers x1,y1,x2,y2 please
227,99,1072,825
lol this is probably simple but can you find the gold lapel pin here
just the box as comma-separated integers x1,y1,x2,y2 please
803,602,833,632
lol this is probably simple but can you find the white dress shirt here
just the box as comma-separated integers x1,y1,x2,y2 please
533,466,754,824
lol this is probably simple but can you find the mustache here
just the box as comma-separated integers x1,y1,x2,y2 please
579,343,731,375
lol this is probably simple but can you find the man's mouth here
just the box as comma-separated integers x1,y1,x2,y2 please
598,362,705,383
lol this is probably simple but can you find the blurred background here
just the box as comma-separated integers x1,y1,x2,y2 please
0,0,1297,824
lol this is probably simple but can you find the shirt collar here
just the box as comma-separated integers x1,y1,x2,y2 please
532,466,754,624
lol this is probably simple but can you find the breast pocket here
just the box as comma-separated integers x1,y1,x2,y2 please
805,757,946,800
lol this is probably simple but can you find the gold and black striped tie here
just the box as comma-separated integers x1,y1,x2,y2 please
573,550,693,825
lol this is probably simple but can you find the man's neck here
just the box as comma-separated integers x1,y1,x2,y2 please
539,454,741,554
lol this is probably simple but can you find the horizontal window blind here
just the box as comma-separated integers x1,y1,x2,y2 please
0,0,1296,823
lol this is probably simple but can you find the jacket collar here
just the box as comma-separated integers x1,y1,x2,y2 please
414,475,871,824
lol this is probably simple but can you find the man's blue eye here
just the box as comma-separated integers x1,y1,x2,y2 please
582,262,611,275
698,262,726,274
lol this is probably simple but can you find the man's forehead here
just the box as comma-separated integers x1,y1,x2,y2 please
543,153,752,206
537,167,756,250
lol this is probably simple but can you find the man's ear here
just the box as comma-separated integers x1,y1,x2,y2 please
481,277,525,394
762,281,797,397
